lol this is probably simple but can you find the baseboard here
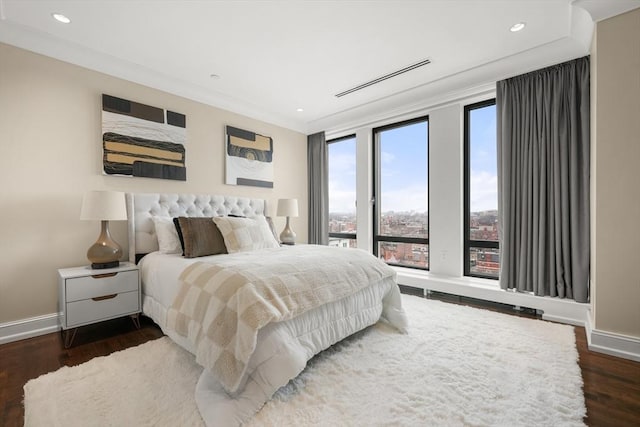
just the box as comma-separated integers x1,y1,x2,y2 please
0,312,60,345
584,314,640,363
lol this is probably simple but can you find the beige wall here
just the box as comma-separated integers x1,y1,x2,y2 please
591,8,640,338
0,43,307,324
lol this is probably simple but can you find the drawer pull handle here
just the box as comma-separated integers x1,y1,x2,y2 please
91,272,117,279
92,294,117,301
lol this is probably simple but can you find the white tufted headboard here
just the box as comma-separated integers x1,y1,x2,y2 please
126,193,267,263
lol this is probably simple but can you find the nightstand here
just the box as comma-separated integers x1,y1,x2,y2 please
58,262,141,348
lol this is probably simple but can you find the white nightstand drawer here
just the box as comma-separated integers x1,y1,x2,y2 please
65,270,138,302
66,290,140,327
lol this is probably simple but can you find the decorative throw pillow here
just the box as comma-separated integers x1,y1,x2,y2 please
176,217,227,258
151,216,182,254
212,216,280,253
265,216,280,243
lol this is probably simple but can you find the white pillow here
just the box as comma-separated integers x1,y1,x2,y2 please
212,216,280,253
151,216,182,254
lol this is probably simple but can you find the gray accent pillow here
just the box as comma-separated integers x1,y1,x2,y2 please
176,217,227,258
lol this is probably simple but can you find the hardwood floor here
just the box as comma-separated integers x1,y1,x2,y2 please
1,293,639,427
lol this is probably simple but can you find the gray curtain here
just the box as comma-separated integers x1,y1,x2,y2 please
497,56,590,303
307,131,328,245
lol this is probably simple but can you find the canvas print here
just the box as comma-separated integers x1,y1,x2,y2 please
102,94,187,181
225,125,274,188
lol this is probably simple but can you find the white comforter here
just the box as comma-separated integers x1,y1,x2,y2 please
139,246,407,426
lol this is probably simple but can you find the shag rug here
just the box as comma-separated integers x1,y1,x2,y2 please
24,294,586,426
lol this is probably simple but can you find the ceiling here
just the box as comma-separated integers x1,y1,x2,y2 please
1,0,638,134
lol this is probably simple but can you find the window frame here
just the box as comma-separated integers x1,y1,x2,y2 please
463,98,499,279
372,115,430,270
327,134,357,246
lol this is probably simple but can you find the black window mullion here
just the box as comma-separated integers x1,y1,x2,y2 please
468,240,499,249
329,232,357,240
464,103,472,277
376,236,429,245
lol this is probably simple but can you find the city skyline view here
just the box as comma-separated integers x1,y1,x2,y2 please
330,209,500,276
329,103,498,275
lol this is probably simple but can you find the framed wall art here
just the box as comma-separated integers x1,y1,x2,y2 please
102,94,187,181
225,125,274,188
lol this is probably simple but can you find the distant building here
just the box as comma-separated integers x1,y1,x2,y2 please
328,237,352,248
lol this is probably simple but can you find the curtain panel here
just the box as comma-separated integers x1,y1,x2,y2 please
307,131,328,245
497,56,590,303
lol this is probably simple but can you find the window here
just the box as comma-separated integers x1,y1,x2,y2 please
328,135,357,248
373,116,429,269
464,99,499,278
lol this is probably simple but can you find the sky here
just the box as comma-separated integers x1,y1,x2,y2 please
328,103,497,214
469,104,498,213
378,121,428,214
328,137,357,214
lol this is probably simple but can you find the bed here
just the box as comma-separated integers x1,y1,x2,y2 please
126,193,408,426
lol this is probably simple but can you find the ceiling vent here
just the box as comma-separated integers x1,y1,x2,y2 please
335,58,431,98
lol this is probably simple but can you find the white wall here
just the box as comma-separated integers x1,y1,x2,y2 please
355,128,373,252
428,104,464,276
0,43,307,327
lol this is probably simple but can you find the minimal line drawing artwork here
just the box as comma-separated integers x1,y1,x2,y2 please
225,125,274,188
102,94,187,181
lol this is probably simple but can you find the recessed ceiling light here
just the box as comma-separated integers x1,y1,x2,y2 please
52,13,71,24
296,108,304,112
510,22,526,32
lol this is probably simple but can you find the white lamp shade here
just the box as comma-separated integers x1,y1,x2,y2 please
265,200,278,217
277,198,299,217
80,191,127,221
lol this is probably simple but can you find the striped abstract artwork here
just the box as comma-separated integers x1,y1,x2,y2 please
225,125,274,188
102,94,187,181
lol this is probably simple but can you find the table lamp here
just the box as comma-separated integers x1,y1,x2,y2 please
80,190,128,269
277,198,298,245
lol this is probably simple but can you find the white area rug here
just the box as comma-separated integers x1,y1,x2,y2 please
24,295,586,426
